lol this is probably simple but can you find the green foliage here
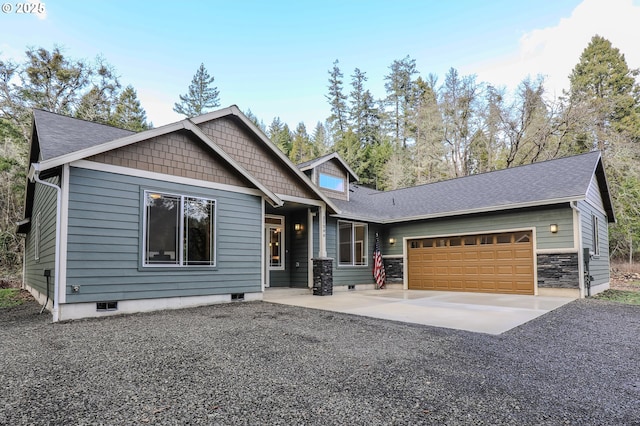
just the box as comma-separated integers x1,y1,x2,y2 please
0,45,152,276
173,63,220,117
0,288,22,308
110,86,150,131
593,289,640,305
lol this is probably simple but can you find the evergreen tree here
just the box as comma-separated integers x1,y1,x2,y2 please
568,35,640,150
311,122,331,155
289,122,316,163
110,85,149,131
384,55,418,148
326,60,348,139
174,63,220,117
267,117,292,156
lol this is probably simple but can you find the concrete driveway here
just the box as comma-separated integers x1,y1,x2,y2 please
264,288,575,334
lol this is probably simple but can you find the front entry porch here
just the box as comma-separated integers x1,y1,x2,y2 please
263,201,325,290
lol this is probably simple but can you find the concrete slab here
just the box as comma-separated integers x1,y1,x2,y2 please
264,289,575,335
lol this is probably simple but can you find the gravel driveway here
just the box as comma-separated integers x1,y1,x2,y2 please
1,297,639,425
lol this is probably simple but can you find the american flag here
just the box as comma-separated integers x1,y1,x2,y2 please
373,233,386,289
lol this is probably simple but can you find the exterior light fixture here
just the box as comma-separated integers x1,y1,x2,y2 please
550,224,558,234
389,237,396,245
294,223,303,232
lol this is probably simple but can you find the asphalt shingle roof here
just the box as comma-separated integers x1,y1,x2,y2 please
33,109,135,161
332,151,606,223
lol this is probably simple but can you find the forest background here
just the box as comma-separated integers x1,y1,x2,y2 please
1,34,639,278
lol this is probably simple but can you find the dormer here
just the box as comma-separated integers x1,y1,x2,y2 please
298,153,358,201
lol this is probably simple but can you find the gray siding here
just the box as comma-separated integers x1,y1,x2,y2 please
578,197,610,287
24,177,59,297
289,210,309,287
327,217,381,286
65,167,262,302
382,206,575,255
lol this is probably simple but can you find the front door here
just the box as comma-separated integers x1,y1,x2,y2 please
264,215,285,288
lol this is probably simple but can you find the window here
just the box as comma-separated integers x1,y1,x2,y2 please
319,173,345,192
592,215,600,256
338,221,367,266
34,211,41,262
266,215,284,270
144,191,215,266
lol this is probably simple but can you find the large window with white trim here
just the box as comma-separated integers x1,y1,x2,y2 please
144,191,216,266
338,220,367,266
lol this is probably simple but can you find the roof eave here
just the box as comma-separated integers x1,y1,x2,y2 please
333,196,583,224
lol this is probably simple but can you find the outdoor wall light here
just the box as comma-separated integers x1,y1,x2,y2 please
294,223,303,232
389,237,397,245
550,224,558,234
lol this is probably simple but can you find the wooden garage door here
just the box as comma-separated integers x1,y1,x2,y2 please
408,231,534,295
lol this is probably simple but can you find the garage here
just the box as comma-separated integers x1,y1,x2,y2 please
408,231,534,295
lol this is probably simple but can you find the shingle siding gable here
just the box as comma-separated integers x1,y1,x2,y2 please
86,130,251,188
197,118,318,200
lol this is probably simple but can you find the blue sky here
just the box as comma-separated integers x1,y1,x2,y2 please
2,0,639,130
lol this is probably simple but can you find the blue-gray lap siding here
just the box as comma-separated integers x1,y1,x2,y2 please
577,202,610,287
327,217,381,286
64,167,263,303
24,177,59,297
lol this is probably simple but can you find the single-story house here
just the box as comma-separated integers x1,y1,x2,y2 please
18,106,615,321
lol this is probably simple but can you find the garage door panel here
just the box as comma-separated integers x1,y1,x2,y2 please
408,231,534,295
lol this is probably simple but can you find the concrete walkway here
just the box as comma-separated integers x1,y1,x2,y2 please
264,288,576,334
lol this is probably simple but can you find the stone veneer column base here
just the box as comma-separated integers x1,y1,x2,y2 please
312,258,333,296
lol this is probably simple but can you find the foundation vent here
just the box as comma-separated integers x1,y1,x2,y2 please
96,301,118,311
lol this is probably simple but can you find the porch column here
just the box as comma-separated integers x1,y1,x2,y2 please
319,203,327,258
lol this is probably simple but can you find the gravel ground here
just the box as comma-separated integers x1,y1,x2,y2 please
1,297,639,425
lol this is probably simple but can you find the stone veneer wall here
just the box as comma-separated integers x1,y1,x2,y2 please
537,253,579,289
383,257,404,283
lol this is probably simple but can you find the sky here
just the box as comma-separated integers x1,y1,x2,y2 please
1,0,639,131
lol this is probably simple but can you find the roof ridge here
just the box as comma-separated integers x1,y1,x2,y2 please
367,151,601,197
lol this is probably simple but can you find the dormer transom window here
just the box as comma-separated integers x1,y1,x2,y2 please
319,172,345,192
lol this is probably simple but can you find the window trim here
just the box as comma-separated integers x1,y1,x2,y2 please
265,214,285,271
591,214,600,257
337,220,368,267
34,211,41,262
142,190,217,268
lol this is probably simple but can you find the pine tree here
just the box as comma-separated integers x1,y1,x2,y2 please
110,86,149,131
173,63,220,117
568,35,640,150
326,60,348,139
384,55,418,148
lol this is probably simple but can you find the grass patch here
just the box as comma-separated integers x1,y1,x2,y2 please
0,288,23,308
593,289,640,305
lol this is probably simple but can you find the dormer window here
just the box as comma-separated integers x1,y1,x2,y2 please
319,173,345,192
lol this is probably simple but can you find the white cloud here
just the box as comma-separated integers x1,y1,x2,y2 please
137,88,182,127
28,0,47,20
470,0,640,97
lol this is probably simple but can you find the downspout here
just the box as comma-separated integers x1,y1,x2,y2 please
32,167,62,322
571,201,585,298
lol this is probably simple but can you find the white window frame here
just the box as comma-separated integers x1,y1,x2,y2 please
319,172,346,193
592,214,600,257
337,220,368,267
265,215,285,271
142,190,217,267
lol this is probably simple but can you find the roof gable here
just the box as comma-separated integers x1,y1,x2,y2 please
28,106,341,213
298,152,359,181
